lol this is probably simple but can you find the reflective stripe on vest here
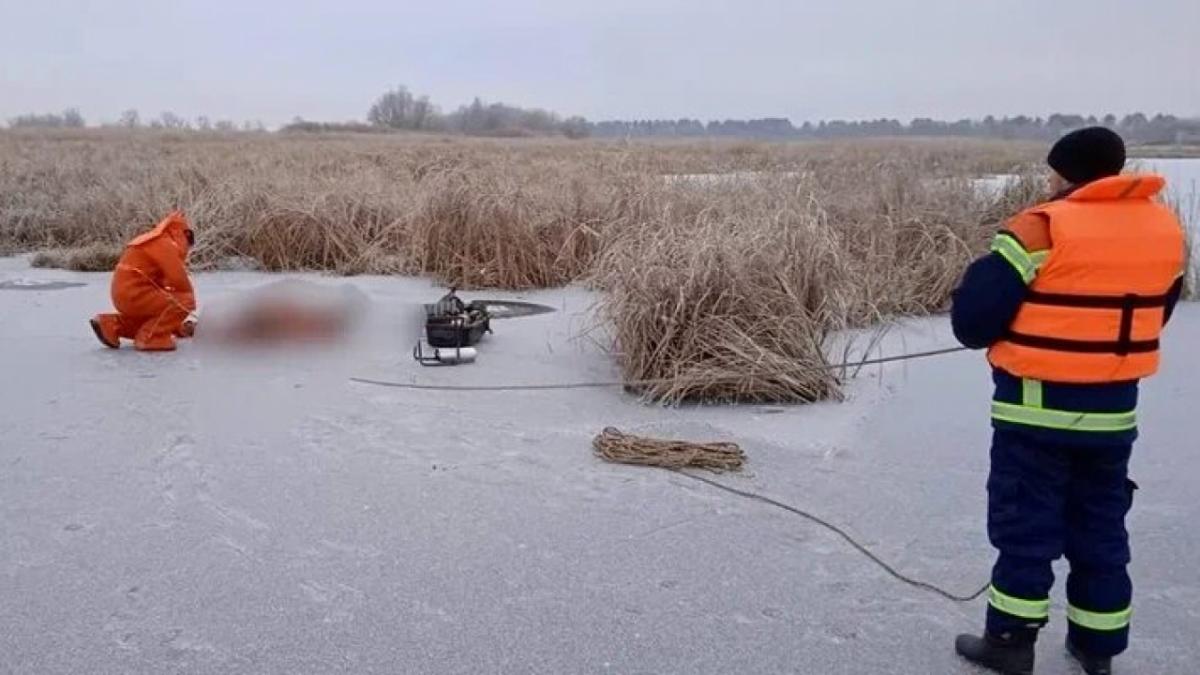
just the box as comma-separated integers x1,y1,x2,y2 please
992,377,1137,432
987,174,1185,383
988,585,1050,620
991,233,1043,284
1068,604,1133,632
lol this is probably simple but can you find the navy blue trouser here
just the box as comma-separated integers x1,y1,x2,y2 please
985,428,1136,657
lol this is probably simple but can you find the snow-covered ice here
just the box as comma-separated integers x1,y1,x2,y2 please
1,256,1197,674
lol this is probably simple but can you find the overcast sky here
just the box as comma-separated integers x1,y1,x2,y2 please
2,0,1197,127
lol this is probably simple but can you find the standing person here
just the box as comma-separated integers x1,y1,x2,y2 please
90,210,198,352
950,127,1186,675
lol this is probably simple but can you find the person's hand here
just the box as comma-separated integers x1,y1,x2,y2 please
179,313,198,338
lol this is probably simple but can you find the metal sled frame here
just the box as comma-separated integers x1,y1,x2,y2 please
412,339,477,367
414,339,453,366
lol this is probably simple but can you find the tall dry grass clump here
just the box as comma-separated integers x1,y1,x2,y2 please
30,242,123,272
592,185,847,402
592,159,1038,403
1168,190,1199,299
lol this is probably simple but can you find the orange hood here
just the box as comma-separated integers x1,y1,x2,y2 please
128,210,192,248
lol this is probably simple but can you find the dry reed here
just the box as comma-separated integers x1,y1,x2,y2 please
1,130,1044,402
591,163,1037,402
30,242,123,272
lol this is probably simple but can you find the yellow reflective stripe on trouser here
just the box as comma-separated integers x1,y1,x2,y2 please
990,234,1038,284
989,585,1050,620
991,402,1137,432
1068,604,1133,631
1022,378,1043,408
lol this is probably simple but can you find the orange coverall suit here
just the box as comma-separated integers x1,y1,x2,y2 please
90,212,197,351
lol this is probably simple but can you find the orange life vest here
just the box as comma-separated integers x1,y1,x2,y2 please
988,174,1185,384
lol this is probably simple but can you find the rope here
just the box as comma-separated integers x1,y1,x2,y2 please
674,470,990,603
352,334,987,601
350,345,968,392
593,427,745,471
592,427,987,602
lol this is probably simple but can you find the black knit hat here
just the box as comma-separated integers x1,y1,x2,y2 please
1047,126,1126,185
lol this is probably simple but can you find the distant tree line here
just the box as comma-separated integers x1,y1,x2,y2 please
281,85,591,138
280,119,385,134
590,113,1200,145
5,108,266,132
9,97,1200,146
8,108,86,129
105,110,266,132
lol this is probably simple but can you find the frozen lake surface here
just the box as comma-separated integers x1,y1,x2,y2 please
976,157,1199,232
1,257,1198,674
1142,158,1200,230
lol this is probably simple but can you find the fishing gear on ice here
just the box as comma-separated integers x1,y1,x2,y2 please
413,287,492,366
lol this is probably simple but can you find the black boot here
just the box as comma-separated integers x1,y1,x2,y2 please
955,632,1035,675
1067,637,1113,675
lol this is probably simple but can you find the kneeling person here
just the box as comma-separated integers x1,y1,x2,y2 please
90,210,198,352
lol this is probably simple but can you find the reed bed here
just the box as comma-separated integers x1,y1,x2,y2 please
1,130,1043,401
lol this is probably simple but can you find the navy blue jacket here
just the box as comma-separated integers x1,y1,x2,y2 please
951,224,1183,446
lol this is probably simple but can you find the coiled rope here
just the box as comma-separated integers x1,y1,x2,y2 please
593,427,746,471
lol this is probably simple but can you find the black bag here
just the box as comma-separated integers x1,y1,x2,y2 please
423,289,491,348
